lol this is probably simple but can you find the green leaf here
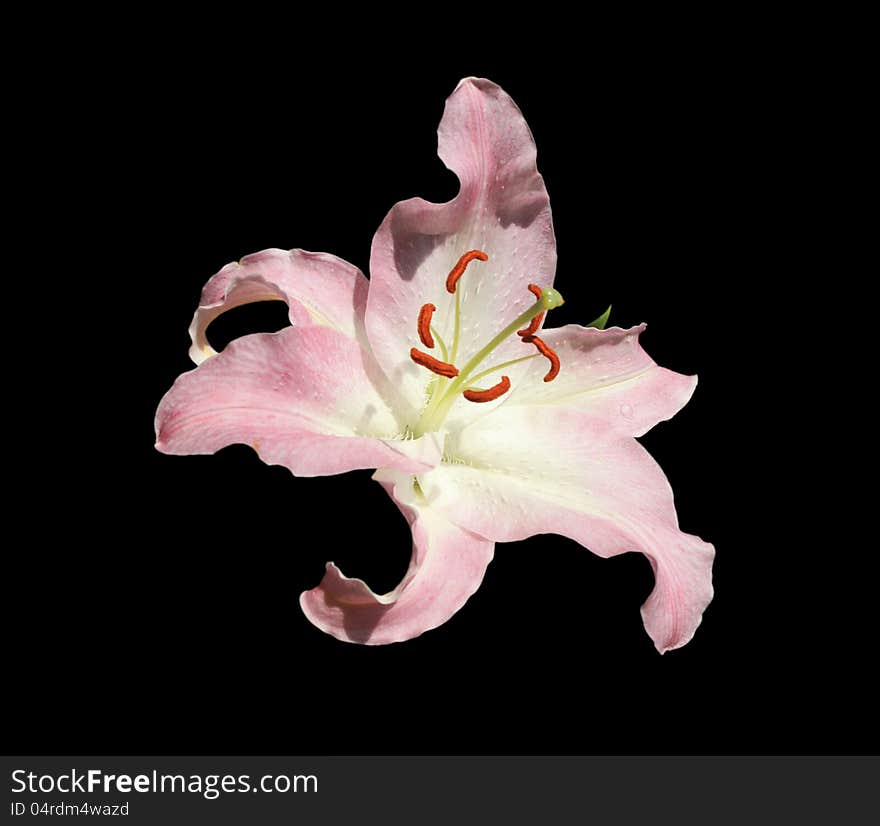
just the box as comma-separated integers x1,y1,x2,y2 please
585,304,612,330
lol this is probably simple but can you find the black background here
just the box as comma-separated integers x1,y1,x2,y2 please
9,19,872,756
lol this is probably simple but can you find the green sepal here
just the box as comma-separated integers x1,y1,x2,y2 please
585,305,612,330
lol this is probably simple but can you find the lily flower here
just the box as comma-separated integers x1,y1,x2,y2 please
155,77,714,651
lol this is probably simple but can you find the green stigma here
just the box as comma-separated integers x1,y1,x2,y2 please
539,287,564,310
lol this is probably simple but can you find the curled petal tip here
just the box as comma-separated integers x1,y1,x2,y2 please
300,476,495,645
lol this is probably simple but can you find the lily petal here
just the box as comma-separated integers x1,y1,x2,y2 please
421,406,714,653
299,468,495,644
189,248,369,364
504,325,698,438
156,326,441,477
367,77,556,408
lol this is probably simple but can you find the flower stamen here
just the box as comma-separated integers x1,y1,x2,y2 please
517,284,546,337
410,347,459,378
411,276,564,436
418,303,436,348
463,375,511,403
522,335,560,382
445,249,488,294
431,326,449,362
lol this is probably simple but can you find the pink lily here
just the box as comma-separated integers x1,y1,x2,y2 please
155,77,714,651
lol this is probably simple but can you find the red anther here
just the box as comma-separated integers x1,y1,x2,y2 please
517,311,545,338
463,375,511,403
445,250,488,293
518,284,546,337
418,303,436,348
522,335,560,382
410,347,459,378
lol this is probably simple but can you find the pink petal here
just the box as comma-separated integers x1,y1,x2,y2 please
366,77,556,409
189,248,369,364
156,326,441,477
503,324,698,437
420,406,714,653
300,469,495,644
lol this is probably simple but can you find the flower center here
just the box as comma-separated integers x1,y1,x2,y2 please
409,249,564,437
